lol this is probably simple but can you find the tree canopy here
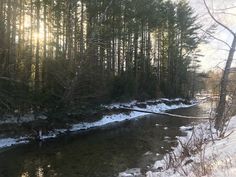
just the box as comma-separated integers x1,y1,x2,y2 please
0,0,201,114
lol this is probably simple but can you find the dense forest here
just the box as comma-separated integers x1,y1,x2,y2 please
0,0,202,114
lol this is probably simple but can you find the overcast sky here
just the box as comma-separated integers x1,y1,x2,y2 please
187,0,236,71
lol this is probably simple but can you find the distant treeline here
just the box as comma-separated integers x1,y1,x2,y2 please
0,0,204,114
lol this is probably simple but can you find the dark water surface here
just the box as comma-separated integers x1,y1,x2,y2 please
0,102,211,177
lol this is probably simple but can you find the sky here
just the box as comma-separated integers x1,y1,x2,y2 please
187,0,236,71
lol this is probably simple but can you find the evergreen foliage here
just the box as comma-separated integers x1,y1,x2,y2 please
0,0,202,114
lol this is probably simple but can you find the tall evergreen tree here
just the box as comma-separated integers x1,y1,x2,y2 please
0,0,202,114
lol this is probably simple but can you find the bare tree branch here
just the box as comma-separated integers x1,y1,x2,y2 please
203,0,236,37
214,12,236,17
200,28,231,48
214,6,236,11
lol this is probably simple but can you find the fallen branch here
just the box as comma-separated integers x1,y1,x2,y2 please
121,108,211,120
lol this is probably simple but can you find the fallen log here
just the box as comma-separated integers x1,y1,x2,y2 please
120,108,211,120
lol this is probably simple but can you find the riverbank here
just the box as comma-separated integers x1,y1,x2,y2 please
0,98,198,149
146,115,236,177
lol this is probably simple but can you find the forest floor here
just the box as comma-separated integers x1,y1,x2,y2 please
146,115,236,177
0,98,196,149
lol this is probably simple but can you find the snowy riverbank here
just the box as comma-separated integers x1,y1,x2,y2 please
0,98,198,149
145,115,236,177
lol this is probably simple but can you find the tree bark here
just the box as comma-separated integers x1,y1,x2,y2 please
35,0,40,91
215,36,236,130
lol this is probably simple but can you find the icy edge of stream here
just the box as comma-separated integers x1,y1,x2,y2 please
0,98,198,149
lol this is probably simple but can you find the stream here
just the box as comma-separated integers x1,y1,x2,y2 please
0,101,212,177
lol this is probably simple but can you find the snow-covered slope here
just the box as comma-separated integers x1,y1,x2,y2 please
203,116,236,177
146,116,236,177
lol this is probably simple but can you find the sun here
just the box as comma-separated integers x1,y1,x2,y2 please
32,23,46,44
23,14,45,42
33,31,44,42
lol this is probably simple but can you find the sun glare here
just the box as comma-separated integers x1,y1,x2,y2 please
34,31,44,42
23,14,46,43
24,15,31,28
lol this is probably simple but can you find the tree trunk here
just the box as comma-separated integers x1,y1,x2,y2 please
27,0,33,82
80,0,84,62
215,36,236,130
42,1,47,87
35,0,40,91
5,0,11,77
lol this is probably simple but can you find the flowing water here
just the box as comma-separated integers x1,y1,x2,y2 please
0,101,212,177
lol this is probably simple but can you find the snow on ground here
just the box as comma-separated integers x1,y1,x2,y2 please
119,168,142,177
146,122,212,177
70,98,196,132
104,98,191,110
204,116,236,177
0,137,29,149
146,116,236,177
0,98,197,149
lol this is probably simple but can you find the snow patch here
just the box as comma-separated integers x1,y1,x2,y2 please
119,168,142,177
0,137,29,149
143,151,153,156
70,99,196,132
147,115,236,177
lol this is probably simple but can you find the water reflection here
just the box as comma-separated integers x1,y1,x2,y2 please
0,102,211,177
21,172,29,177
20,160,58,177
36,167,43,177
